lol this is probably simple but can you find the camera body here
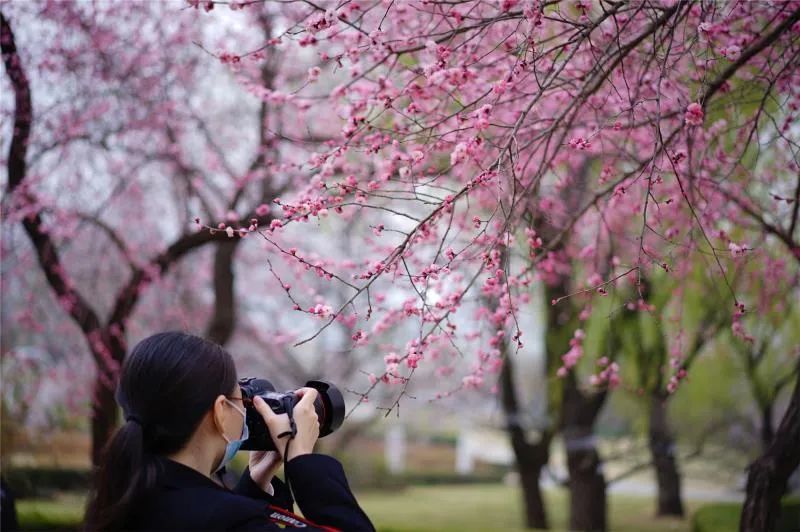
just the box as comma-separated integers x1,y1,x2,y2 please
238,378,345,451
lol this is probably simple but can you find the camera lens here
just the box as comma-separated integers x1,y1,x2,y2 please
306,380,345,437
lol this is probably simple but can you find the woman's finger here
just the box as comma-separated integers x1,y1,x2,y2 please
253,396,276,419
295,387,319,408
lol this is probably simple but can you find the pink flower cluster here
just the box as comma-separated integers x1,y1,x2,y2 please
666,368,688,394
589,357,620,388
557,329,585,377
684,102,704,126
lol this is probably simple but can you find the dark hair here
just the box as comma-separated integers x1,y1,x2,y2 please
84,331,237,531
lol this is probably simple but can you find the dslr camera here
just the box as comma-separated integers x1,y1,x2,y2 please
237,378,345,451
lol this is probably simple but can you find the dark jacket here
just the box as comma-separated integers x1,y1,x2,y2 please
126,454,374,531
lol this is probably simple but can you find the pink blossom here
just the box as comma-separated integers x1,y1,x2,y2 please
436,366,454,378
721,45,741,61
462,374,484,389
684,102,704,126
450,142,469,165
500,0,520,12
587,272,603,287
308,303,333,318
219,52,240,65
492,80,509,96
568,136,591,150
728,242,747,257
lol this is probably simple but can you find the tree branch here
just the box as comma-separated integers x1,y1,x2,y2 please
2,13,105,348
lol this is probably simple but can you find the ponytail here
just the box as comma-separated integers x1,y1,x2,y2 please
83,332,237,531
84,419,155,531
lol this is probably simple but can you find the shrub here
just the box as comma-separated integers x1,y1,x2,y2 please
691,496,800,532
3,468,90,499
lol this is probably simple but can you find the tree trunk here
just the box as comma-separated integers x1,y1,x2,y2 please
90,371,119,465
87,329,128,465
514,435,552,529
564,426,607,532
562,377,607,532
500,343,551,529
648,395,684,517
740,367,800,532
760,402,774,454
206,239,240,346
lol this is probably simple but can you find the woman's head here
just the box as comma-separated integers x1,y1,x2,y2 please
117,331,240,456
85,331,246,531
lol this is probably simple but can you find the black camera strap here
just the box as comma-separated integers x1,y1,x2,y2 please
276,395,299,508
276,395,298,460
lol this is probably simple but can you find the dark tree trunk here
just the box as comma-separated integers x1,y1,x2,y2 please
88,329,127,465
760,402,775,454
499,342,551,529
562,377,607,532
648,395,684,517
90,370,119,465
509,426,551,530
740,367,800,532
564,427,607,532
206,239,240,346
517,446,550,530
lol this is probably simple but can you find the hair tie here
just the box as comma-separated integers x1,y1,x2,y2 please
126,414,143,425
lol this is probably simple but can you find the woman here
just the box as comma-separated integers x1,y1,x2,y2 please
84,331,374,531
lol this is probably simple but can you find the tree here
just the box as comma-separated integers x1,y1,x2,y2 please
726,252,799,454
195,1,800,528
603,267,729,517
1,2,289,463
4,1,799,528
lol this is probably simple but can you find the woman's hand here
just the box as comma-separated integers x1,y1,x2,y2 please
248,450,282,493
253,388,321,462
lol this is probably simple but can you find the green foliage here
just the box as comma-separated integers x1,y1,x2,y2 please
691,496,800,532
668,346,747,445
4,468,90,499
704,75,784,173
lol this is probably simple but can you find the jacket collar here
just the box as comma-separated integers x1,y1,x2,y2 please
154,455,228,491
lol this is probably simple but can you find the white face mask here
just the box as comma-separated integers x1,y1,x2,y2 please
215,398,249,474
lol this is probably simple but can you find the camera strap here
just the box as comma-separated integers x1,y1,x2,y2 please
277,396,300,512
266,504,341,531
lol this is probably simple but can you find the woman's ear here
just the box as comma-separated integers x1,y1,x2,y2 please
211,394,228,434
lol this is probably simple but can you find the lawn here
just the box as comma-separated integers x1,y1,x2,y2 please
357,484,697,532
16,484,709,532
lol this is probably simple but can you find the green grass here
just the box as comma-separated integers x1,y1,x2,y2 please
20,484,776,532
16,493,85,531
691,496,800,532
358,484,694,532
